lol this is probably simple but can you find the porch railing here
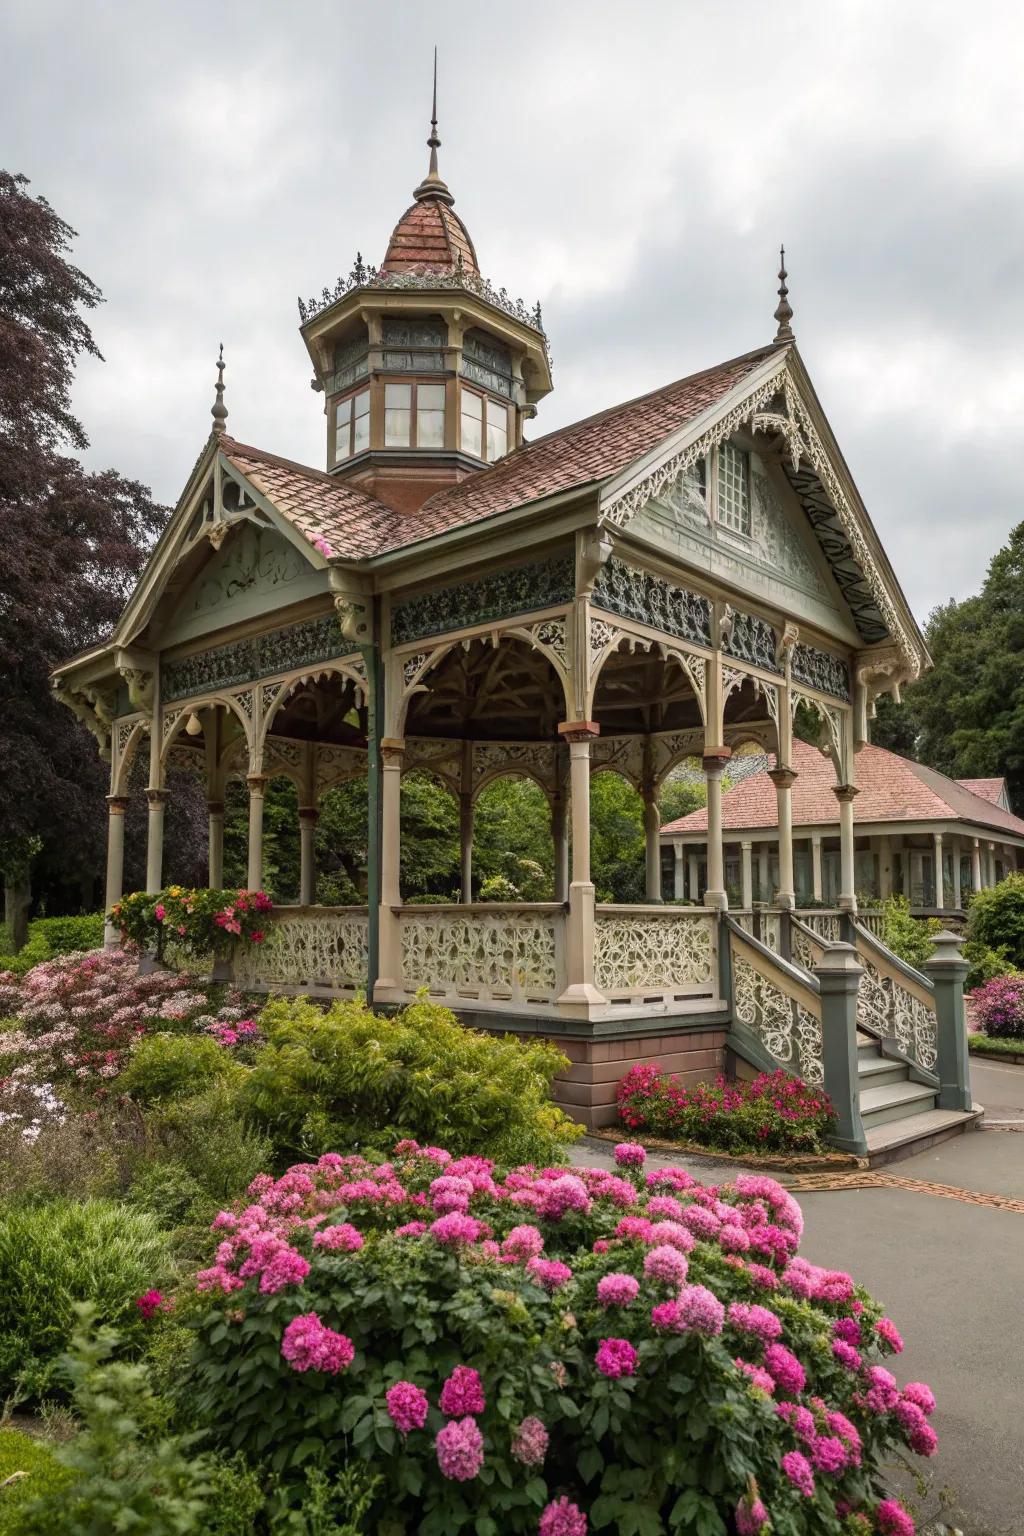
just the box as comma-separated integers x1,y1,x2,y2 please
395,903,563,1008
594,906,717,1004
723,918,826,1089
232,905,369,993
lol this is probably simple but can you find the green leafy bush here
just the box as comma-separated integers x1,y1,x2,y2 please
0,914,105,977
968,1033,1024,1058
962,937,1016,990
120,1032,241,1104
0,1199,171,1399
0,1428,77,1533
616,1064,836,1153
880,895,940,971
241,995,581,1166
966,873,1024,968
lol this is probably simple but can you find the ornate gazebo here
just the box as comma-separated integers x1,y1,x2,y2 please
55,101,980,1150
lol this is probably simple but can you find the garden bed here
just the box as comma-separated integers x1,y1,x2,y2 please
583,1126,864,1173
968,1034,1024,1065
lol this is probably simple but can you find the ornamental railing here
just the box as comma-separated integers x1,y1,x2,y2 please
232,906,369,993
395,903,563,1009
593,906,717,1005
723,919,825,1089
298,254,547,340
849,920,939,1078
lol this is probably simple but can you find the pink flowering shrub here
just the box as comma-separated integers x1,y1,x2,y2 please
968,973,1024,1039
617,1063,836,1153
113,886,273,960
185,1144,934,1533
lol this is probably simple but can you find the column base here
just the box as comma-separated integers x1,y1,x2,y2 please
776,891,795,910
838,895,858,913
555,982,607,1014
704,889,729,911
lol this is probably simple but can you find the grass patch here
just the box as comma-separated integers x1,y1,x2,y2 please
969,1033,1024,1061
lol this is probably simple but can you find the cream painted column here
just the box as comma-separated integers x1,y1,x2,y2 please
834,785,859,913
104,795,130,946
376,739,405,990
688,852,699,900
703,749,731,910
952,836,962,910
757,844,770,904
207,801,225,889
769,768,797,909
987,841,997,887
557,722,603,1009
811,834,823,902
551,793,569,903
458,792,474,903
298,807,318,906
672,840,685,900
643,790,662,903
972,838,983,893
145,789,168,894
246,776,268,891
932,831,945,909
740,840,754,909
876,836,893,900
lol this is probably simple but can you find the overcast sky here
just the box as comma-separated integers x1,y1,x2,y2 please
4,0,1023,623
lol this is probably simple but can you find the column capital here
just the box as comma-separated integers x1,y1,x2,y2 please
206,801,225,817
106,795,130,814
740,838,753,851
380,737,406,764
702,746,732,775
246,774,270,794
932,829,944,844
833,783,859,804
768,767,798,790
558,720,600,743
145,788,169,807
298,806,320,825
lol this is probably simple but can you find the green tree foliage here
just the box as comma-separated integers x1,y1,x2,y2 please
965,873,1024,968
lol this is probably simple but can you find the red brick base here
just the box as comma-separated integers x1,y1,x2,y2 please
546,1029,728,1129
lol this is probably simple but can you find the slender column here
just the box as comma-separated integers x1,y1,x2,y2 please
768,767,796,909
104,796,130,946
145,789,168,894
811,834,823,903
876,836,892,900
298,807,318,905
757,844,770,904
703,749,731,910
688,852,699,900
643,790,662,902
246,776,268,891
458,792,474,903
672,840,685,900
987,841,997,887
740,840,754,910
551,794,569,903
952,837,962,909
971,837,983,892
932,831,945,909
557,721,603,1010
376,739,405,989
834,785,859,913
207,801,225,889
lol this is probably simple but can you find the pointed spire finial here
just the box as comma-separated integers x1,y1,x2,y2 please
414,47,454,205
211,343,228,434
773,245,794,344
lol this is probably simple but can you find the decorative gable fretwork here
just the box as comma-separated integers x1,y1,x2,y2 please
390,553,575,647
163,614,353,704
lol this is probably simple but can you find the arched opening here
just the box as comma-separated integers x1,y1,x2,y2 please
399,769,460,902
473,776,554,902
589,769,646,903
402,633,569,741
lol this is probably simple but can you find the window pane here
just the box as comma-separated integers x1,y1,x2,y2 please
417,384,445,449
352,389,370,454
384,382,411,447
717,442,750,535
486,400,508,462
335,396,353,461
461,389,483,457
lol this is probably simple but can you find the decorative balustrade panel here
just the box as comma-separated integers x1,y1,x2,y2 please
854,945,938,1072
594,911,716,994
790,926,826,975
857,911,885,938
234,910,369,990
731,949,824,1086
761,913,782,955
399,908,559,1003
795,912,842,943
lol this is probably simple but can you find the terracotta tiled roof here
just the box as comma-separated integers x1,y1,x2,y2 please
661,740,1024,839
221,437,402,560
381,199,478,274
957,777,1006,806
373,345,778,552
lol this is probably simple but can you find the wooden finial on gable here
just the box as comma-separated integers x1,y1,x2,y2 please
773,246,794,345
211,343,228,434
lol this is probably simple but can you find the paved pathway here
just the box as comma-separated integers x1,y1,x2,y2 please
571,1100,1024,1534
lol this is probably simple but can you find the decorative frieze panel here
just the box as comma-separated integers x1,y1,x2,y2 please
390,554,575,647
403,738,462,788
163,615,352,703
791,642,850,701
315,744,370,792
721,607,780,674
472,742,559,796
590,735,644,788
591,558,712,648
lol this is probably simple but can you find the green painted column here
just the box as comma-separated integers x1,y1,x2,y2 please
363,638,383,999
814,942,868,1156
924,929,973,1112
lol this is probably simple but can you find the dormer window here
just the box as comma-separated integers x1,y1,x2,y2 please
335,388,370,463
461,388,509,463
716,442,750,536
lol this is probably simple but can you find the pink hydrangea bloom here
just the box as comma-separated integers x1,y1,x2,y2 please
832,1339,861,1371
726,1303,782,1342
510,1414,549,1466
595,1337,637,1378
781,1449,815,1497
614,1215,654,1243
502,1224,545,1262
527,1257,573,1292
735,1358,775,1394
876,1499,916,1536
645,1194,684,1221
763,1343,805,1396
745,1262,779,1291
643,1244,688,1287
811,1435,848,1474
863,1364,900,1413
386,1380,429,1434
312,1222,364,1252
832,1316,861,1346
613,1142,646,1168
259,1247,311,1294
537,1175,591,1220
430,1175,475,1214
394,1221,427,1238
676,1284,725,1336
539,1496,588,1536
439,1365,486,1417
280,1312,354,1374
136,1289,168,1320
435,1416,484,1481
902,1381,936,1416
596,1272,640,1308
876,1316,905,1353
646,1220,695,1252
735,1492,769,1535
826,1410,862,1464
430,1212,487,1247
681,1204,720,1240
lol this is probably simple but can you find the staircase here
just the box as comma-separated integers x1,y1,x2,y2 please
856,1035,981,1161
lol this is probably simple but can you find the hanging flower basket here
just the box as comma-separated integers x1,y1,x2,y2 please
112,887,273,964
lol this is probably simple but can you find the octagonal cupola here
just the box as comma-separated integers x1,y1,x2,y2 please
298,67,552,514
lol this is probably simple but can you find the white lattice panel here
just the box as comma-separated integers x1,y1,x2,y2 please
234,913,369,990
594,913,715,993
731,951,824,1086
399,910,559,1002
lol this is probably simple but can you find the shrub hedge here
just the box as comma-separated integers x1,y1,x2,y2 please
616,1065,836,1154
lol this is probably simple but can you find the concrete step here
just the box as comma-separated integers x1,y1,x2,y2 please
864,1106,984,1166
857,1055,910,1090
859,1079,937,1129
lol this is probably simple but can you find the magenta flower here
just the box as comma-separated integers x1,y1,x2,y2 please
643,1244,688,1287
902,1381,936,1416
595,1337,637,1378
312,1222,364,1252
613,1142,646,1168
831,1339,861,1371
763,1342,805,1396
596,1272,640,1308
386,1380,429,1435
439,1365,486,1417
435,1416,484,1481
811,1435,848,1474
502,1224,545,1262
735,1357,775,1394
781,1449,815,1497
510,1414,549,1466
259,1246,311,1294
726,1302,782,1342
539,1495,588,1536
526,1257,573,1292
875,1316,905,1353
430,1212,487,1247
832,1315,861,1345
676,1284,725,1336
135,1288,168,1320
280,1312,354,1374
735,1491,769,1535
876,1499,916,1536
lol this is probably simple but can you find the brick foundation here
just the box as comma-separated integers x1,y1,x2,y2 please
546,1028,728,1129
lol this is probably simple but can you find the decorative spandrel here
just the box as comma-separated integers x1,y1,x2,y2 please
390,553,575,646
163,614,353,704
591,558,712,648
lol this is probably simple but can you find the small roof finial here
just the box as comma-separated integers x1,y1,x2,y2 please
773,245,794,344
211,343,228,434
414,48,454,205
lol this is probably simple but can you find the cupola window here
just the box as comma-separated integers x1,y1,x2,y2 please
335,388,370,462
417,383,446,448
716,442,751,536
461,388,509,463
383,381,447,448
